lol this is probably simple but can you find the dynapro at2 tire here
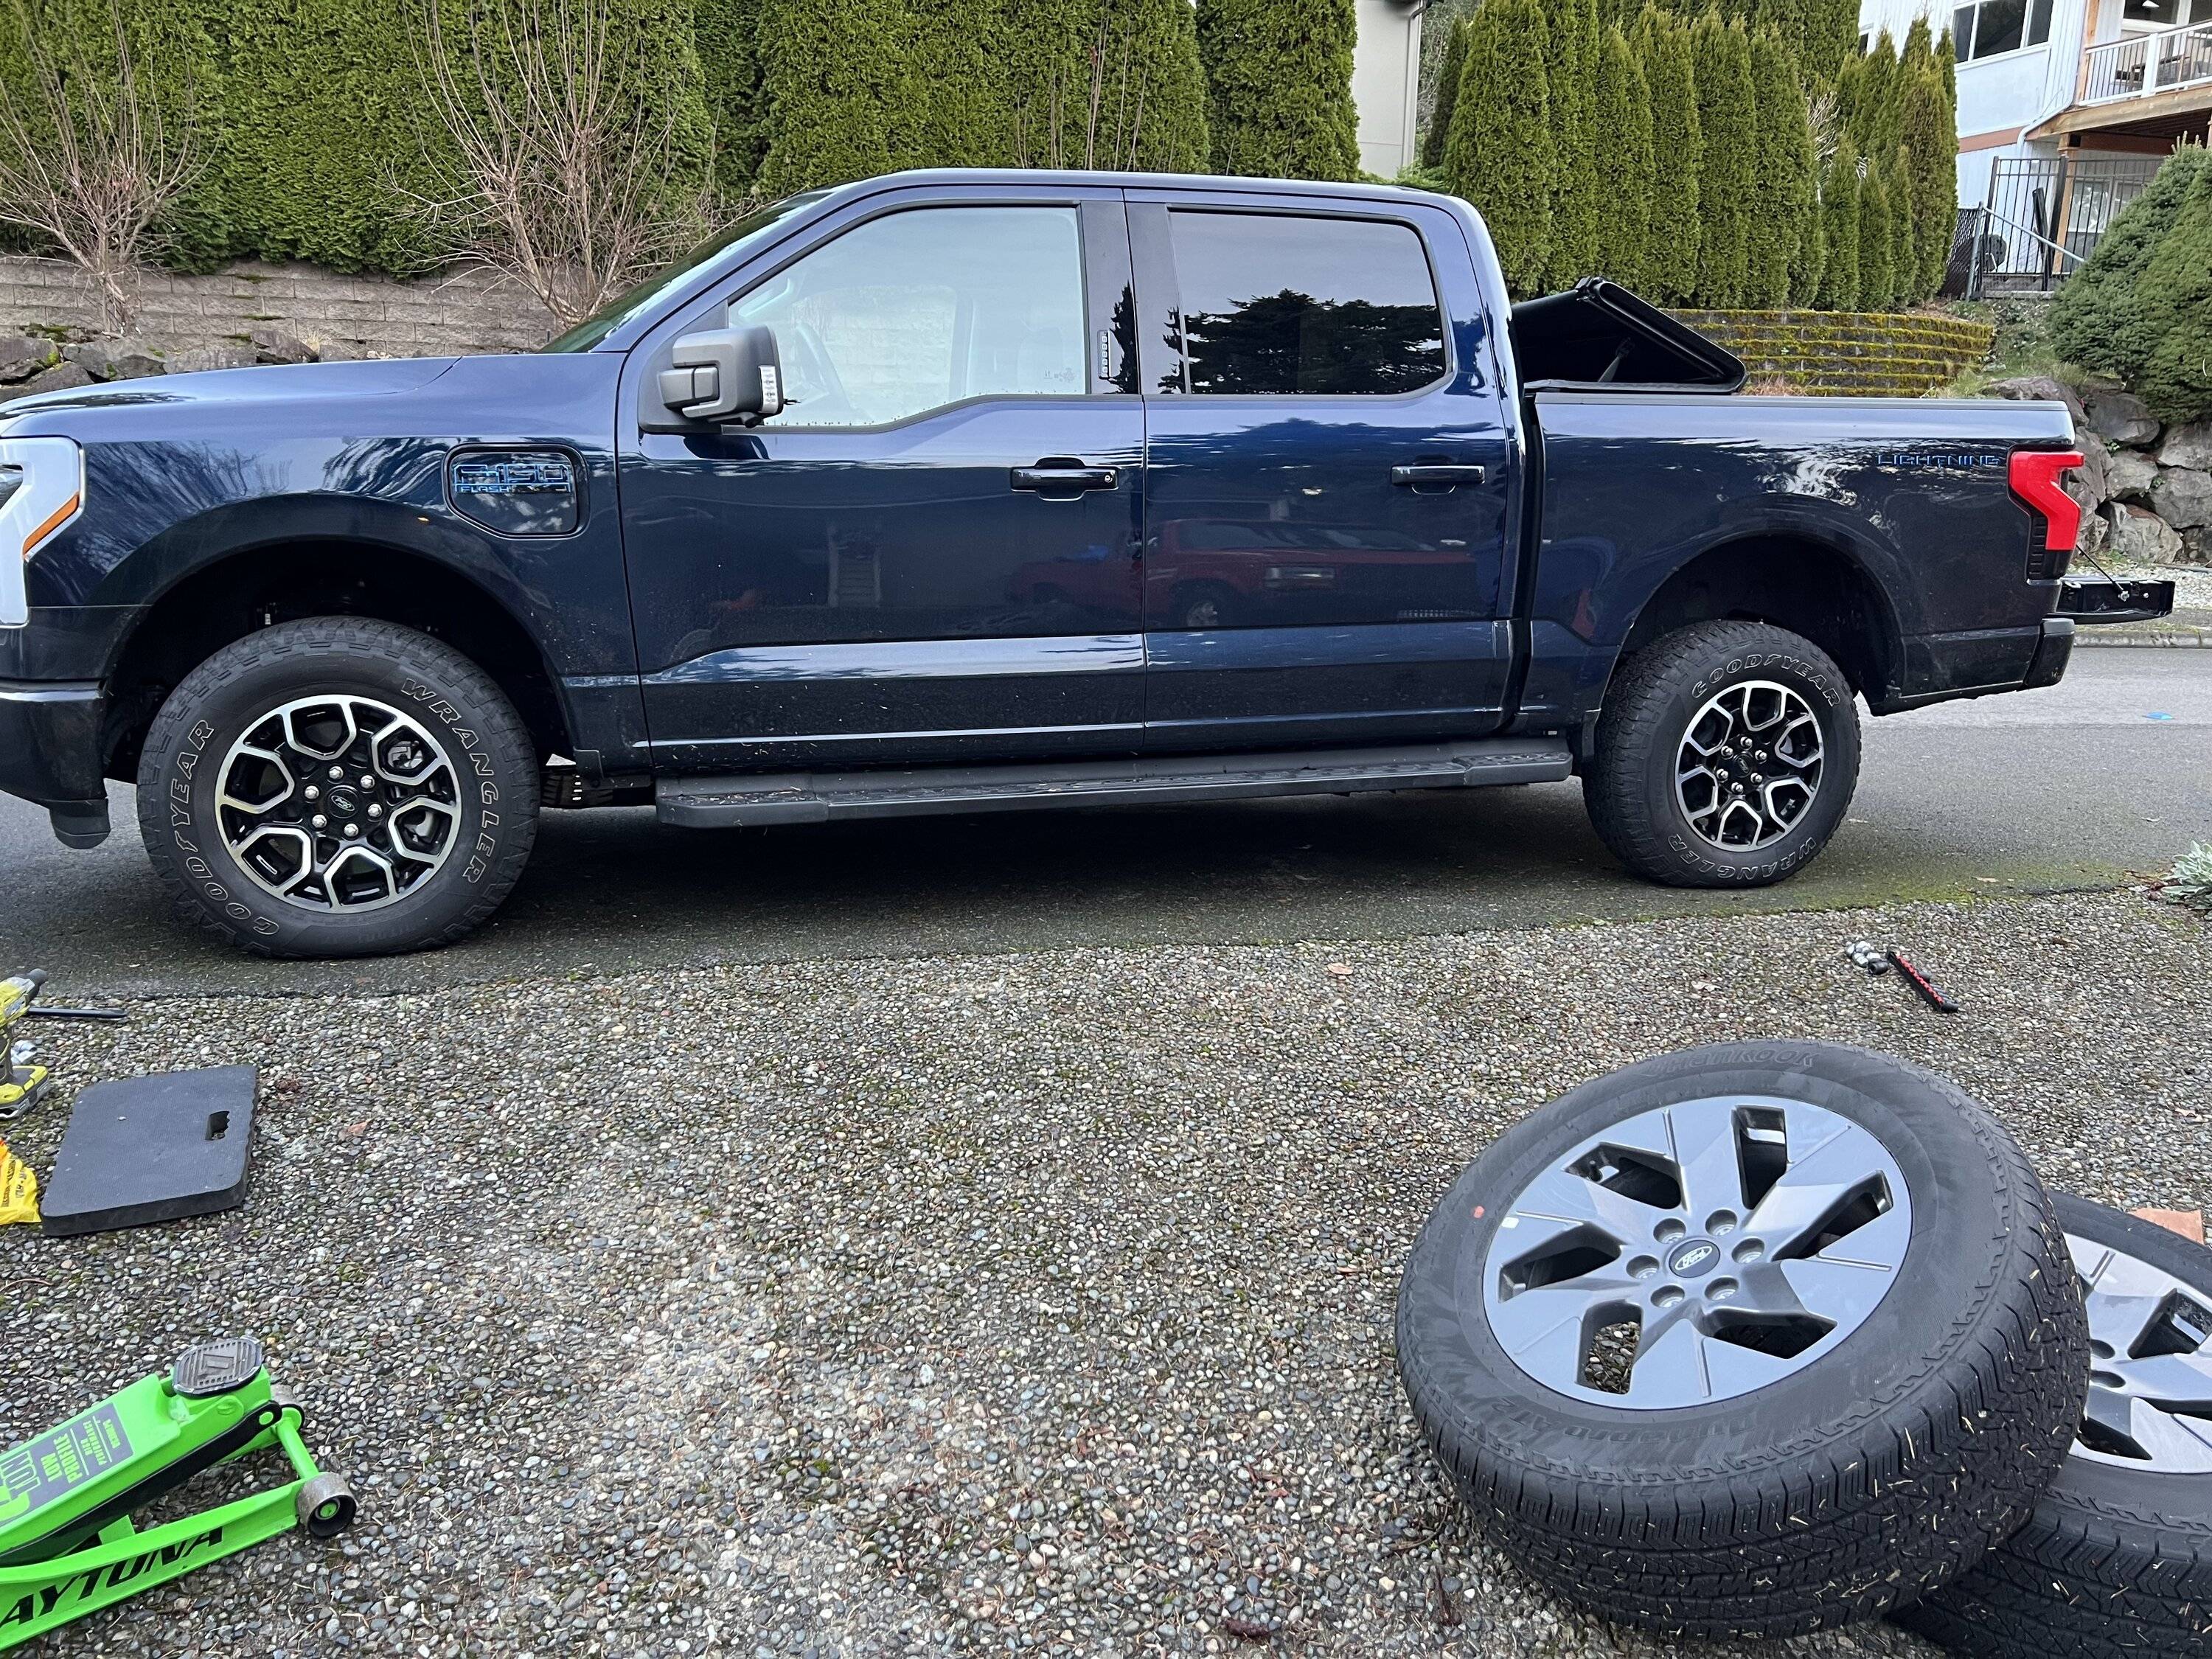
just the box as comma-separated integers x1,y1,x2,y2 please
1396,1042,2088,1640
1895,1194,2212,1659
136,617,538,958
1587,619,1860,888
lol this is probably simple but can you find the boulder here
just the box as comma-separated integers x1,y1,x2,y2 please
2081,386,2160,447
314,339,366,362
2110,502,2184,563
2107,448,2160,504
61,338,164,381
2151,465,2212,530
12,361,94,397
2078,502,2110,557
2184,525,2212,564
165,343,257,375
0,335,55,383
1982,374,2087,431
2158,421,2212,470
2070,439,2109,509
247,324,314,365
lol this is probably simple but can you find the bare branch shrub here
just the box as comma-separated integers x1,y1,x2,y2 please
1016,21,1149,172
411,0,711,329
0,0,200,333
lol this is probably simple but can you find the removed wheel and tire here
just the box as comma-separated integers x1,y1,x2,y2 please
1895,1193,2212,1659
1397,1042,2087,1638
1586,619,1861,888
136,617,540,959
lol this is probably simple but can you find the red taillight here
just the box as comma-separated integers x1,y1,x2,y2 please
2008,449,2084,555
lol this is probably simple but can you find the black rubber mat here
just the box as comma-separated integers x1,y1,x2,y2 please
39,1066,257,1237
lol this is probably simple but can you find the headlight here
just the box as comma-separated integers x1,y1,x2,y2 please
0,437,84,628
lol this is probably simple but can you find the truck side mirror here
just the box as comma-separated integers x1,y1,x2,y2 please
655,324,785,426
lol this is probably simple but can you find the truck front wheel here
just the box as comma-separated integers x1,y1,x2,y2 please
1586,620,1860,888
136,617,540,957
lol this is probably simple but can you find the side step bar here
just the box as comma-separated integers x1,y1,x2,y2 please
656,738,1573,829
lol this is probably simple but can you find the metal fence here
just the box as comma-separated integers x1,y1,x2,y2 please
1952,155,2166,296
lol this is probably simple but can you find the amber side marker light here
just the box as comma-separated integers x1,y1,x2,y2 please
21,492,78,558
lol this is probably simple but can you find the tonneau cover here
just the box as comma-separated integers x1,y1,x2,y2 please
1511,277,1745,394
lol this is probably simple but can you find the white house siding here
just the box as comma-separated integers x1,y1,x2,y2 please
1353,0,1427,176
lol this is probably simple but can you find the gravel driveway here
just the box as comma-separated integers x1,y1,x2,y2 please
3,889,2206,1659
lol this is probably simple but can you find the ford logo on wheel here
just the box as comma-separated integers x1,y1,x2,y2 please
1668,1239,1720,1277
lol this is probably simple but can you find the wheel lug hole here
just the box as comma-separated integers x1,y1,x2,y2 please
1627,1255,1660,1280
1652,1285,1685,1309
1653,1219,1687,1243
1705,1211,1738,1235
1731,1239,1765,1264
1705,1277,1739,1302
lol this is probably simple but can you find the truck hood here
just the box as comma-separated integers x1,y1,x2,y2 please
0,356,461,429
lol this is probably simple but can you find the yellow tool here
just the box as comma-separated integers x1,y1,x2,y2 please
1,971,53,1121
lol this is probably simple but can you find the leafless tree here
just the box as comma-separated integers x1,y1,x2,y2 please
0,0,201,333
1017,21,1148,172
412,0,712,330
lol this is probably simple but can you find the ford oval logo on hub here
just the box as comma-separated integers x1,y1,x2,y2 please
1668,1239,1721,1277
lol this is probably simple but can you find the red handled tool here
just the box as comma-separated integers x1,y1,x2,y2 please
1885,950,1959,1014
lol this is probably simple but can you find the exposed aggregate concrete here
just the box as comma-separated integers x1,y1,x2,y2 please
2,888,2205,1659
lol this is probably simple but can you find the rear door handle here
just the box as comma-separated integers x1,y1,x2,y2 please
1391,464,1487,489
1012,459,1119,496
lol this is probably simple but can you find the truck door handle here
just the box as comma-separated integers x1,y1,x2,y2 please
1391,464,1487,489
1012,459,1119,497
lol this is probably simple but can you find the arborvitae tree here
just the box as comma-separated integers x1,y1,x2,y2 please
1544,0,1602,288
1444,0,1554,295
1747,25,1813,306
696,0,771,198
2135,153,2212,422
1885,143,1916,304
1630,4,1700,303
999,0,1206,173
1900,15,1933,76
1790,180,1825,303
1421,15,1471,169
1899,68,1952,299
1690,10,1753,306
907,0,1013,170
1750,0,1806,58
1858,156,1895,309
1197,0,1360,180
1937,26,1955,101
1122,0,1211,171
1590,23,1654,291
1814,137,1858,308
1801,0,1856,84
755,0,905,194
2051,142,2212,386
1848,29,1903,164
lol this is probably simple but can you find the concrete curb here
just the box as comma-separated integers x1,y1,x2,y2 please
2076,630,2212,648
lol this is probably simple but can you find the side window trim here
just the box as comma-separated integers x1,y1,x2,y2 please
1128,203,1455,400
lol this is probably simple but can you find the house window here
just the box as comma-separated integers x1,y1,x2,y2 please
2123,0,2212,27
1952,0,2053,59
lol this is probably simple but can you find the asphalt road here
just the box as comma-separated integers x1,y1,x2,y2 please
2,650,2206,998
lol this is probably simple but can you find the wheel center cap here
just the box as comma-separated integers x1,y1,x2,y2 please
325,786,361,816
1667,1238,1722,1278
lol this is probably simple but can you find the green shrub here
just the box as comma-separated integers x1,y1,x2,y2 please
1746,24,1813,307
1899,65,1952,299
1857,153,1894,310
1543,0,1601,288
1590,23,1654,292
2049,142,2211,389
695,0,770,199
1690,9,1753,307
754,0,906,194
905,0,1014,170
1801,0,1856,83
1814,138,1858,309
1197,0,1360,180
1630,5,1700,304
1444,0,1554,296
2135,153,2212,422
1421,15,1470,170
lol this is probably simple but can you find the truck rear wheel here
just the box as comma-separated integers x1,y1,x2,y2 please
136,617,539,958
1586,620,1860,888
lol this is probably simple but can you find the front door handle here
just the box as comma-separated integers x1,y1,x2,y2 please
1391,463,1487,490
1012,459,1119,497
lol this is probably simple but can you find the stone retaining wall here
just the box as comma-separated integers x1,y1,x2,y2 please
1672,308,1997,398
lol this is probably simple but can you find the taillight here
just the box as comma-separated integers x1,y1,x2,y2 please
2008,449,2083,578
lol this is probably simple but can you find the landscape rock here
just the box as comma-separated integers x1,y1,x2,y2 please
166,343,259,374
2152,465,2212,530
2107,447,2160,504
2070,438,2109,508
1983,374,2087,431
247,324,315,364
62,338,165,381
2185,526,2212,564
315,338,366,361
0,334,55,383
2110,501,2185,562
11,361,94,397
2158,421,2212,470
2081,386,2160,447
2077,503,2110,557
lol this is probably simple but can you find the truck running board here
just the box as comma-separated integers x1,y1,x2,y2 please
655,738,1573,829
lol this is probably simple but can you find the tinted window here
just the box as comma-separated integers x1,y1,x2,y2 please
732,206,1087,426
1164,213,1447,396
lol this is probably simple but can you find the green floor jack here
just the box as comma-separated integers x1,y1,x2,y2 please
0,1337,355,1651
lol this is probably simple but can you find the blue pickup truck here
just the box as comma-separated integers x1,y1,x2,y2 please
0,170,2162,957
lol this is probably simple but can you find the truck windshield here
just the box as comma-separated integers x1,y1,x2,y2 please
540,194,827,353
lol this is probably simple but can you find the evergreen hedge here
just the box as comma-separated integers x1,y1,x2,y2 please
1590,23,1654,293
1857,156,1893,310
1691,10,1754,308
1746,24,1813,307
1631,5,1701,304
1442,0,1554,295
1197,0,1360,181
1899,62,1953,297
1542,0,1601,290
695,0,771,199
1815,138,1858,309
1421,15,1470,170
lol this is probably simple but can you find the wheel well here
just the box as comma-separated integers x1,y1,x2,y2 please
1618,538,1896,701
102,541,571,782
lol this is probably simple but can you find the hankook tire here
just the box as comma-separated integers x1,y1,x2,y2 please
136,617,538,958
1396,1042,2088,1638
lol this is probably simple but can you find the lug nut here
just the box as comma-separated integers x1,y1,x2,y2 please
342,824,361,839
359,774,375,790
1731,782,1746,795
304,786,320,801
367,804,384,819
327,765,343,779
310,814,328,829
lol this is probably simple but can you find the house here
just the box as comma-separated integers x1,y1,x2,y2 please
1352,0,1430,176
1859,0,2212,284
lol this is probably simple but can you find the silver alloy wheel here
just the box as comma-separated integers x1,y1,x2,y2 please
1481,1095,1912,1407
216,695,462,912
2069,1230,2212,1472
1674,680,1824,850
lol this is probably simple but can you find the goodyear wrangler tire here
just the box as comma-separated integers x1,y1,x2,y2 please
137,617,538,958
1396,1042,2088,1639
1587,619,1860,888
1893,1194,2212,1659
